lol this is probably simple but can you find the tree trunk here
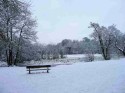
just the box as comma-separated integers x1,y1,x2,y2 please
8,48,13,66
8,26,13,66
98,36,110,60
14,50,19,65
14,25,24,65
6,50,9,66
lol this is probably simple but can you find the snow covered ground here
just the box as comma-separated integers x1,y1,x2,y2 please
66,54,101,58
0,58,125,93
20,54,103,66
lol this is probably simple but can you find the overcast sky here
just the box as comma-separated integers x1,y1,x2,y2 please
26,0,125,44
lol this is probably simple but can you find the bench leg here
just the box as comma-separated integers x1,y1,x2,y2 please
29,68,31,74
47,67,49,73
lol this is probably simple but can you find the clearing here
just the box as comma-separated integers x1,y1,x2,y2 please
0,58,125,93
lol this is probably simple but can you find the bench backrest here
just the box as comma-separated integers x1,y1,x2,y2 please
26,65,51,69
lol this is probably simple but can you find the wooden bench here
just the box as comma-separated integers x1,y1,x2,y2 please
26,65,51,74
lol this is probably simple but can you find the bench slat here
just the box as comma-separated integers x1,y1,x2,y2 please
26,65,51,68
27,69,50,71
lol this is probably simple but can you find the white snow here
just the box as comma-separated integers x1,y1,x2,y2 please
66,54,102,58
66,54,86,58
0,58,125,93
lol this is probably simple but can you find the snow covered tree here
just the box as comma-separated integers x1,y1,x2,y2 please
111,27,125,56
14,6,37,65
115,34,125,56
0,0,37,66
89,22,115,60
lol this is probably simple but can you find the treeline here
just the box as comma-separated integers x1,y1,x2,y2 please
19,37,100,61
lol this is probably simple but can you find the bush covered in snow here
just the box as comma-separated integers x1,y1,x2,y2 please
0,61,7,67
84,53,94,62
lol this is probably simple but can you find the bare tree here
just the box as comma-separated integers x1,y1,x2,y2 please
0,0,37,66
113,30,125,56
89,22,115,60
14,9,37,65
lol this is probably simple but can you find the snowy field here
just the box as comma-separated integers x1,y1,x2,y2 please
66,54,101,58
18,54,103,66
0,58,125,93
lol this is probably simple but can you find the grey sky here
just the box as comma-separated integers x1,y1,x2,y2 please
27,0,124,44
